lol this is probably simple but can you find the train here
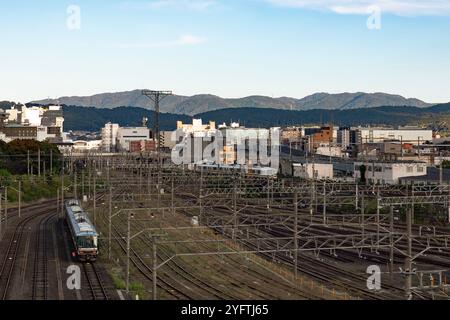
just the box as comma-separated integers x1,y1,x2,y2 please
65,199,99,262
193,164,278,177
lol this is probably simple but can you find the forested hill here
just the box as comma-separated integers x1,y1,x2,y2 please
62,105,192,131
58,103,450,132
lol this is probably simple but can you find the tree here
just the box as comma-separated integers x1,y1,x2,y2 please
0,140,62,175
359,165,367,184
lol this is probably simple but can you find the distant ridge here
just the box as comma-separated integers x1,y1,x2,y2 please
31,90,431,116
57,103,450,132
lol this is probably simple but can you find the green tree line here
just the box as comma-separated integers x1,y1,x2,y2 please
0,139,62,175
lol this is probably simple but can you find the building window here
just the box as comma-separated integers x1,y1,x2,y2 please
417,167,424,173
406,167,413,173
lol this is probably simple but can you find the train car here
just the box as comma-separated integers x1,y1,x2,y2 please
65,200,98,262
195,163,277,177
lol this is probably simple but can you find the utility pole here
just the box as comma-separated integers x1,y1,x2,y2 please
74,170,77,200
27,150,30,176
50,149,53,175
153,237,157,300
293,191,298,280
171,172,175,215
126,212,131,294
142,90,173,166
233,180,238,240
57,188,60,218
108,186,112,260
405,206,413,300
361,191,365,241
38,148,41,177
390,206,394,280
4,187,7,227
18,181,21,219
61,168,64,219
93,163,97,226
0,192,2,240
322,181,327,225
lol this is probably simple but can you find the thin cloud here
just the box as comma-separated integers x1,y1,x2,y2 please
115,34,206,49
266,0,450,16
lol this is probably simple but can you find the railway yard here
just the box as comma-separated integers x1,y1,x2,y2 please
3,154,450,300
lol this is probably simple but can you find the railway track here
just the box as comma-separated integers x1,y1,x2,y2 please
107,218,191,300
82,263,109,300
31,213,56,300
0,205,56,300
105,166,450,300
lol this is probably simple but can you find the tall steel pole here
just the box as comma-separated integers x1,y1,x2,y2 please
142,90,173,166
126,212,131,294
27,150,30,176
93,170,96,226
153,238,157,300
0,192,2,240
61,167,64,219
405,206,413,300
38,148,41,177
18,181,21,219
390,206,394,280
4,187,7,227
108,186,112,260
294,191,298,280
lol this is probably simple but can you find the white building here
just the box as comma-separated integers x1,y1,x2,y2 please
293,163,334,180
1,105,64,142
354,161,427,185
337,128,351,149
101,123,119,152
177,119,216,134
117,127,151,152
73,140,103,151
316,146,344,158
357,127,433,145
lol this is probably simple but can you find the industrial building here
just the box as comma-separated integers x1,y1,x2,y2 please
356,127,433,145
177,119,216,134
293,163,334,180
354,161,427,185
117,127,151,152
101,122,152,152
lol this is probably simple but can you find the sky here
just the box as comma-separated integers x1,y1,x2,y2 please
0,0,450,103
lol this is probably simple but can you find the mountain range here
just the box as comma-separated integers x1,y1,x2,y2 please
56,103,450,132
32,90,431,116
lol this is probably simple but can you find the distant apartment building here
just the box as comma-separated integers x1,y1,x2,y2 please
101,123,119,152
281,127,303,145
312,126,333,147
337,127,351,149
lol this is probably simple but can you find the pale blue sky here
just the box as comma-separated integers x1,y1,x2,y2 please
0,0,449,103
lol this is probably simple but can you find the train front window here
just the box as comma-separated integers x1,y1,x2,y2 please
77,236,98,249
